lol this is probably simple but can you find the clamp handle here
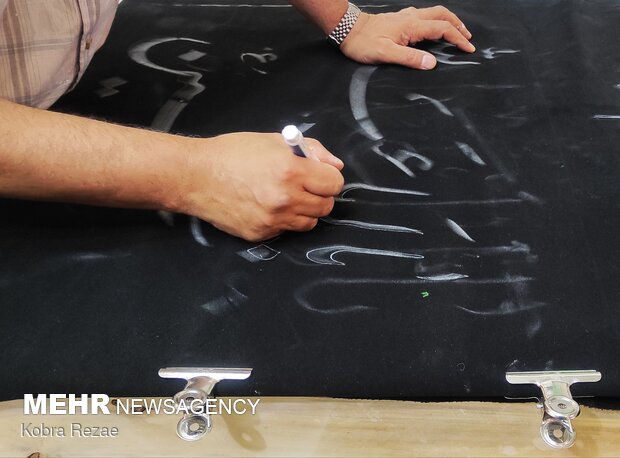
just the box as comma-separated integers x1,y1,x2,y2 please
159,367,252,441
506,370,601,448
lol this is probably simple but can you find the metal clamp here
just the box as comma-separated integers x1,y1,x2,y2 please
159,367,252,441
506,370,601,448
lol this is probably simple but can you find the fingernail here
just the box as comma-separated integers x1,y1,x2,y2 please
421,54,436,70
333,157,344,168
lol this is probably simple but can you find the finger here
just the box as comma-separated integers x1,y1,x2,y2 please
304,138,344,170
282,216,319,232
376,40,437,70
301,160,345,197
415,20,475,53
295,194,335,218
415,5,472,39
216,222,281,243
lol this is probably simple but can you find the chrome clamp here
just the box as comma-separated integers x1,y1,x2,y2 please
159,367,252,441
506,370,601,448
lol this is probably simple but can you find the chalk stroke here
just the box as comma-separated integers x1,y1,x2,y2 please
445,218,476,243
190,216,211,247
298,303,376,315
481,47,520,60
178,49,206,62
371,143,434,176
201,286,248,316
472,84,523,90
421,241,533,257
337,197,525,206
341,183,430,198
592,115,620,119
295,276,535,314
321,217,423,234
240,48,277,74
297,122,315,133
157,210,175,226
238,244,280,262
439,167,470,177
128,37,210,132
350,66,383,140
427,42,480,66
395,148,434,171
416,273,469,281
95,77,127,98
306,246,424,266
526,317,542,338
405,93,454,116
452,108,517,183
517,191,544,205
455,300,545,316
371,145,414,176
455,141,486,166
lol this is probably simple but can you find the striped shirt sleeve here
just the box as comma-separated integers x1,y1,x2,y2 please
0,0,117,109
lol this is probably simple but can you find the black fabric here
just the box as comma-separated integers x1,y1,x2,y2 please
1,0,619,402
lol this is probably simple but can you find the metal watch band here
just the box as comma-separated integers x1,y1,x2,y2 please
327,3,361,46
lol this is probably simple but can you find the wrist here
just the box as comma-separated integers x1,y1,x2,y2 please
289,0,349,35
156,135,208,215
340,11,370,48
166,135,227,225
322,0,349,34
327,2,363,47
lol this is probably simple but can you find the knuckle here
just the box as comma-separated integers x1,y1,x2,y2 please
262,213,279,228
302,219,318,231
261,189,289,212
322,198,335,215
406,51,423,67
305,137,321,148
246,233,264,243
273,193,293,211
245,226,270,242
335,174,345,192
276,159,299,182
326,175,345,196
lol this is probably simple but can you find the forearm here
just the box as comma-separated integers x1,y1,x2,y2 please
0,98,193,211
288,0,348,34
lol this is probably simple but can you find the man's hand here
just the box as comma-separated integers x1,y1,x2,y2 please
340,6,474,70
178,133,345,242
0,98,344,242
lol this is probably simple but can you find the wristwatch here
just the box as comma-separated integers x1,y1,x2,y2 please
327,2,361,46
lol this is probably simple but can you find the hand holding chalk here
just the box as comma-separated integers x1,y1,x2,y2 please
281,125,344,170
282,125,315,160
180,132,344,241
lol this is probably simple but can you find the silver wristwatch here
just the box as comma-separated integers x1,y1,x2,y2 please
327,2,361,46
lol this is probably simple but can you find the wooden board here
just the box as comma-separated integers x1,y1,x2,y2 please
1,398,619,457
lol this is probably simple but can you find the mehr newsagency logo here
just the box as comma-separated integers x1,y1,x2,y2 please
21,393,260,438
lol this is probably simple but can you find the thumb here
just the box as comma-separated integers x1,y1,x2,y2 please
305,138,344,170
381,41,437,70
